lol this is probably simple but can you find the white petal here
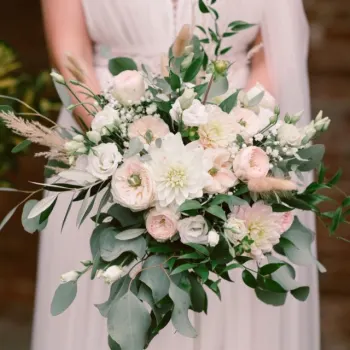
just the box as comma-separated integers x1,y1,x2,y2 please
59,170,97,184
28,194,58,219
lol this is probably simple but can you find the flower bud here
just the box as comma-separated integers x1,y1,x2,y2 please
214,60,229,75
50,71,65,84
102,266,124,284
290,110,303,124
181,52,194,70
178,88,196,110
269,114,278,124
73,134,84,142
65,140,84,153
208,230,220,247
274,105,280,116
86,130,101,144
60,270,79,284
315,110,323,122
184,45,194,55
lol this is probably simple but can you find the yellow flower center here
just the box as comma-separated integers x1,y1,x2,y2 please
166,166,187,188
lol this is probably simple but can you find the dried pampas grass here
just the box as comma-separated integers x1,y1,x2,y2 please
0,111,68,161
248,177,297,193
173,24,192,58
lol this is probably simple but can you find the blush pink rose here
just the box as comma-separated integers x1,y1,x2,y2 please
111,157,154,211
128,116,170,144
112,70,145,105
146,207,179,241
233,146,270,180
204,148,238,194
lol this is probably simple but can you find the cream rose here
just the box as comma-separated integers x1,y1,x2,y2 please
177,215,209,245
233,146,270,180
87,143,122,180
112,70,145,105
231,107,262,140
277,123,302,147
204,148,238,194
91,106,118,135
111,157,154,211
128,116,170,144
146,207,178,241
246,83,276,111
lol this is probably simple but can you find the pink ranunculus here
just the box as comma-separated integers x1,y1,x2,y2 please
128,116,170,144
146,207,179,241
111,157,154,211
233,146,270,181
112,70,145,105
204,148,238,194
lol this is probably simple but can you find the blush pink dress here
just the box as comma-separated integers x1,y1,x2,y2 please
31,1,320,349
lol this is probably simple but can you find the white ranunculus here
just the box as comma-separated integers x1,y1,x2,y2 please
208,230,220,247
86,130,101,144
60,270,79,284
101,266,124,284
182,99,209,126
112,70,145,105
277,123,302,147
177,215,209,245
87,143,122,180
91,106,118,135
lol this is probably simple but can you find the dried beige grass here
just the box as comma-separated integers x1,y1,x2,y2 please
248,177,297,193
173,24,192,58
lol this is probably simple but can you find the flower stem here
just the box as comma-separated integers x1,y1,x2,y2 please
202,74,214,104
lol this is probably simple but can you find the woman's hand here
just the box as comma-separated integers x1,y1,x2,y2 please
41,0,100,129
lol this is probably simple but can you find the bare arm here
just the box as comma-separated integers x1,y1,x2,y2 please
41,0,100,128
246,30,273,94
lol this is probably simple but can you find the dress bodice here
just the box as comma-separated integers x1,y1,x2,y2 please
82,0,263,87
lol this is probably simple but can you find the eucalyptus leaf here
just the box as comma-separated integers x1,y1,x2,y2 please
140,255,170,303
116,228,146,241
51,281,77,316
169,281,197,338
22,200,48,234
108,57,137,76
188,274,208,313
219,90,239,113
123,137,144,158
207,76,229,101
28,194,58,219
247,91,264,107
107,291,151,350
108,203,144,227
108,336,121,350
171,263,198,275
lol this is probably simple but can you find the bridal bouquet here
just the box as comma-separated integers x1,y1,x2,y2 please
0,1,348,349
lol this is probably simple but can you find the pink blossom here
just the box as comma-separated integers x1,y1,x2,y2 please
204,148,238,194
128,116,170,144
146,207,179,241
233,146,270,180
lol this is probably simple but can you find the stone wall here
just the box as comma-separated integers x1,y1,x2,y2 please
0,0,350,349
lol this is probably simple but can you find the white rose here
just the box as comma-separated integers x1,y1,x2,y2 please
177,215,209,245
87,143,122,180
86,130,101,144
208,230,220,247
91,106,118,135
112,70,145,105
60,270,79,284
182,99,209,126
277,123,302,147
101,266,124,284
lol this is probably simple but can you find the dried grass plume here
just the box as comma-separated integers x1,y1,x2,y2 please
173,24,192,58
248,177,297,193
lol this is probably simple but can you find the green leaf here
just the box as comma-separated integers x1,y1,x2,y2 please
318,163,326,183
242,270,257,288
183,55,204,82
219,90,239,113
137,283,162,324
178,200,202,212
198,0,209,13
171,263,198,275
282,197,314,211
11,139,32,153
107,291,151,350
100,228,147,261
196,25,207,35
123,137,144,158
116,228,146,240
204,279,221,298
210,194,246,207
209,6,219,20
108,57,137,76
193,264,209,282
342,197,350,208
327,169,342,187
259,263,285,276
21,199,48,234
0,105,14,113
51,281,77,316
229,21,255,32
140,255,170,303
206,205,227,221
207,75,228,101
169,281,197,338
108,203,143,227
255,288,287,306
76,187,92,227
261,278,286,293
223,32,236,38
186,243,209,256
177,252,203,260
208,28,218,42
108,336,121,350
194,82,209,98
28,194,58,219
291,286,310,302
220,47,232,55
0,206,18,232
95,186,111,226
188,274,207,313
330,207,342,234
295,145,325,172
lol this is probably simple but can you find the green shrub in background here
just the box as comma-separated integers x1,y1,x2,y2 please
0,42,60,186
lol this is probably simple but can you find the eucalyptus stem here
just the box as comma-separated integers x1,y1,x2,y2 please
64,83,93,116
202,74,214,104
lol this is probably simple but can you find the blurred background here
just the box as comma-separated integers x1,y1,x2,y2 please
0,0,349,349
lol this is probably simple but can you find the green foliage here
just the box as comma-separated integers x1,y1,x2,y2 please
51,281,77,316
108,57,137,76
